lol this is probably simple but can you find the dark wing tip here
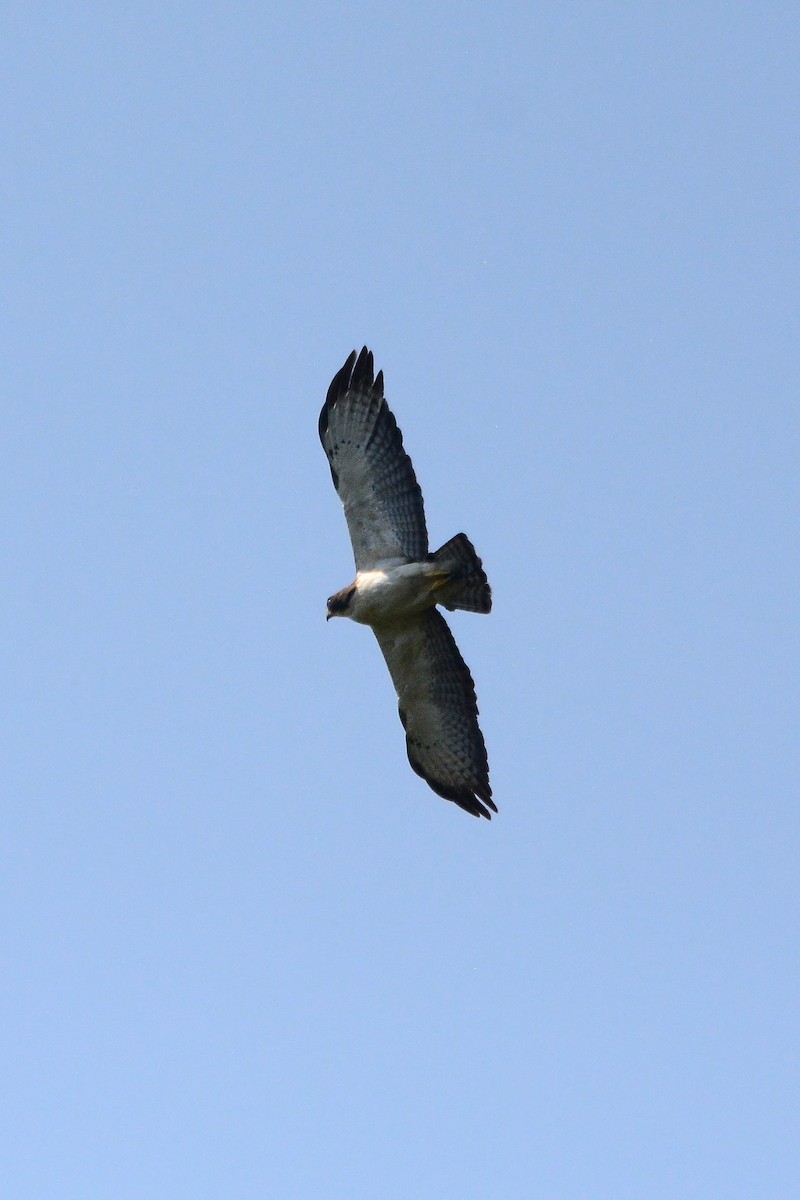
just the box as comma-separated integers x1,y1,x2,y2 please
351,345,374,391
440,783,496,821
463,796,497,820
454,785,496,820
407,755,496,819
319,347,378,444
319,349,358,441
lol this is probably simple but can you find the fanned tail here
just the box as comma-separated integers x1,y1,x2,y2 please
430,534,492,614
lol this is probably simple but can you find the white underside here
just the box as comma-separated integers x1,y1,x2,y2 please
347,562,440,625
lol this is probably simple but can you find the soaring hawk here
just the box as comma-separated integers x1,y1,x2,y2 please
319,348,495,819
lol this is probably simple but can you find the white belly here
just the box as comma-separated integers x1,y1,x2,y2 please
349,563,437,625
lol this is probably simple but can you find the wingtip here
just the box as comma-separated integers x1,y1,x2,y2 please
320,346,383,442
461,795,497,820
326,349,357,403
320,350,357,440
470,789,497,819
409,757,495,820
352,346,374,390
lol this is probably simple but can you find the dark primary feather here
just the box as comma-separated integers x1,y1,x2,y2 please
373,611,495,819
319,348,428,571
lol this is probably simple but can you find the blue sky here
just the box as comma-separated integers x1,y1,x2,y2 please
3,3,798,1196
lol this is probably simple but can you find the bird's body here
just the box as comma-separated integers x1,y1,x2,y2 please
320,348,495,819
329,562,449,625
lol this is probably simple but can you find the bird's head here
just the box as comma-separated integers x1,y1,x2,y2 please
326,584,356,620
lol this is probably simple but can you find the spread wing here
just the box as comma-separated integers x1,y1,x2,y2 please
319,348,428,571
373,610,495,819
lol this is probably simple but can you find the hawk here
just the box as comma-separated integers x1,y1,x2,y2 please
319,348,495,819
